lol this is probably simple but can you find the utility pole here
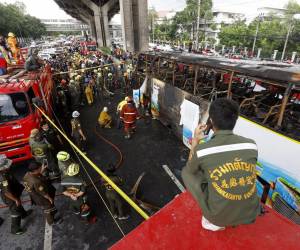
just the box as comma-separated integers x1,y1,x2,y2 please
281,23,293,61
281,14,300,61
152,14,155,43
252,13,263,57
195,0,201,51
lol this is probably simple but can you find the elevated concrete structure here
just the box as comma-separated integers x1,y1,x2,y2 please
54,0,149,52
40,18,89,33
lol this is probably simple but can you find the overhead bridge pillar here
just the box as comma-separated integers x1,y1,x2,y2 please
82,0,110,47
120,0,149,52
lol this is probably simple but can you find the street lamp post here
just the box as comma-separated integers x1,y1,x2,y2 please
195,0,201,51
281,14,300,61
281,23,293,61
252,13,263,57
152,14,155,43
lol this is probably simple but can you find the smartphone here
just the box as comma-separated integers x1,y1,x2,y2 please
43,159,48,167
204,118,213,135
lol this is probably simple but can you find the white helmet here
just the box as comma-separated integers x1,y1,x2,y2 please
103,107,108,112
72,111,80,118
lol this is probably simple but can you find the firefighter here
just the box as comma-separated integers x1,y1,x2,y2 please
85,80,94,105
29,129,60,179
98,107,112,128
23,161,61,226
7,32,20,61
120,96,139,139
116,97,128,129
7,32,20,58
107,72,114,91
0,154,32,235
56,85,69,116
0,35,10,75
61,163,95,223
40,121,63,156
24,49,43,71
57,151,73,177
69,79,80,109
103,167,129,220
71,111,87,152
96,71,104,92
142,94,151,117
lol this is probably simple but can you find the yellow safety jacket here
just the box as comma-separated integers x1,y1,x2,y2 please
98,111,112,125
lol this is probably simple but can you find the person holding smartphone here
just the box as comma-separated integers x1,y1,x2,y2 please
182,98,260,231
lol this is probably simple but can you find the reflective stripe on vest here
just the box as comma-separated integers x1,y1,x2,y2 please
196,143,257,158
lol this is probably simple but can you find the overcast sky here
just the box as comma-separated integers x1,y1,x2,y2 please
0,0,299,20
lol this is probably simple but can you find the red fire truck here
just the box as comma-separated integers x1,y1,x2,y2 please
0,65,54,162
80,41,97,55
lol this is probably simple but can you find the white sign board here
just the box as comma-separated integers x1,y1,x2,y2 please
234,117,300,181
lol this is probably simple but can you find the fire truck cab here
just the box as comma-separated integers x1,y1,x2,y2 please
80,41,97,55
0,65,53,162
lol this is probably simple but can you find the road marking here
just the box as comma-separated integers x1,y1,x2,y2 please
44,222,52,250
162,165,185,192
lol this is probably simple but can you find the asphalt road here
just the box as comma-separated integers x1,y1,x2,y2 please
0,90,189,250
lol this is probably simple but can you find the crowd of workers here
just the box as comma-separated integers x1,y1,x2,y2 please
0,37,146,235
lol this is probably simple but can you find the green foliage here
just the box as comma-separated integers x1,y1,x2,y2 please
0,2,46,39
219,0,300,57
148,0,213,43
218,20,250,47
170,0,213,40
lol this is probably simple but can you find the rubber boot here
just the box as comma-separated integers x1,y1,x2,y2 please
11,216,24,235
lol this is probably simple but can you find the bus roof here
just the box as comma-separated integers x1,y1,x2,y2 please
144,52,300,90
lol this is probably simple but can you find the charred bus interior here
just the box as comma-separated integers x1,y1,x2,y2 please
138,52,300,141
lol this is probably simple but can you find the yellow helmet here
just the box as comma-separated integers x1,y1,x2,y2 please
8,32,15,37
66,163,80,176
57,151,70,161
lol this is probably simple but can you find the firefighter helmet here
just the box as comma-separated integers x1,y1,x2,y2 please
57,151,70,162
8,32,15,37
66,163,80,176
72,111,80,118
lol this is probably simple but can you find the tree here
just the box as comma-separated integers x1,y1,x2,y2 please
218,0,300,58
148,7,159,42
219,20,250,48
170,0,214,42
0,2,46,39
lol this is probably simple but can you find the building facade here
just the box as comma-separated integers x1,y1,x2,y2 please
40,19,90,33
204,10,245,44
